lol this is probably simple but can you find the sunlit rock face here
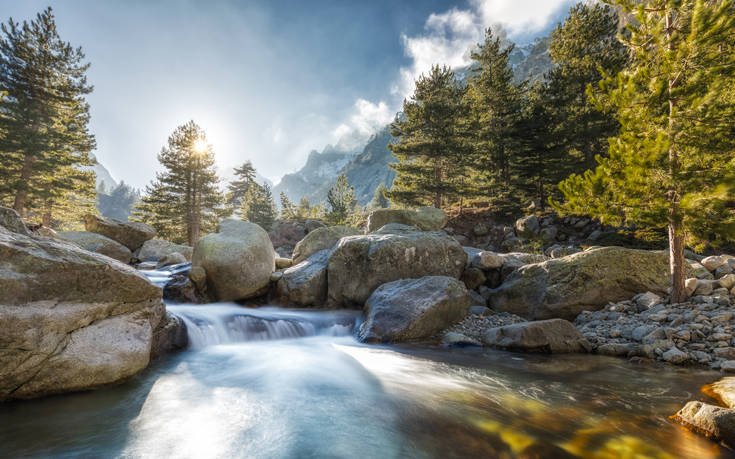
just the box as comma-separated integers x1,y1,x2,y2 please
0,222,164,401
291,225,360,265
276,250,330,307
57,230,133,263
327,225,466,307
84,213,155,251
136,238,193,262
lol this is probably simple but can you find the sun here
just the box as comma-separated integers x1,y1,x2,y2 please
193,138,208,153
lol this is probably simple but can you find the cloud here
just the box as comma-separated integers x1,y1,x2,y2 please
331,98,394,145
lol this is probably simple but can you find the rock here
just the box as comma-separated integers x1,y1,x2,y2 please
57,231,133,264
275,257,293,269
84,214,155,251
358,276,472,343
539,226,558,242
267,220,309,256
462,246,483,262
723,361,735,373
291,225,360,264
163,274,207,304
636,292,662,309
468,289,486,306
715,349,735,361
192,219,275,302
686,278,699,296
327,225,466,307
270,271,283,281
188,266,207,291
156,252,187,269
702,256,728,272
468,305,492,316
719,274,735,290
472,224,489,236
694,279,717,296
662,347,689,364
150,312,188,359
0,226,164,401
515,215,540,237
597,343,635,356
35,226,57,238
366,206,447,233
461,267,486,290
442,331,481,346
276,250,329,307
483,319,590,353
672,401,735,445
0,206,31,236
716,264,734,278
136,238,193,262
471,251,505,270
587,229,602,241
690,261,714,279
488,247,679,320
708,377,735,409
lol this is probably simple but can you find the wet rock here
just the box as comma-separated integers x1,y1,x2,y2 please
276,250,329,307
708,377,735,408
662,347,688,364
673,401,735,445
163,274,207,304
359,276,472,343
57,230,133,264
150,312,188,359
366,206,447,233
156,252,187,269
483,319,590,353
291,225,360,264
136,238,193,262
84,213,155,251
597,343,635,356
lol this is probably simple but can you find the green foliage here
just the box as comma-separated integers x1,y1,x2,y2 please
326,173,356,225
226,161,256,211
0,7,96,226
241,183,277,230
97,181,139,221
280,192,297,220
595,228,669,250
368,183,390,209
133,121,226,244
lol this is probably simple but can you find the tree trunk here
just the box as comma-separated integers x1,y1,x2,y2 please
669,218,686,303
42,200,52,227
13,154,36,215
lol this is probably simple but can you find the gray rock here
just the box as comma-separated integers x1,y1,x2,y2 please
84,214,155,251
539,226,558,242
468,305,492,316
275,257,293,269
276,250,329,307
662,347,689,364
515,215,540,237
694,279,717,296
0,206,31,236
442,331,482,346
462,267,486,290
636,291,662,309
716,349,735,361
291,225,360,264
597,343,634,356
192,219,275,301
483,319,590,353
57,231,133,264
719,274,735,290
136,238,193,262
472,224,489,236
366,206,447,233
358,276,472,343
723,361,735,373
150,312,188,359
702,255,728,272
471,251,505,270
156,252,187,269
716,264,734,279
327,225,466,307
673,401,735,444
468,289,486,306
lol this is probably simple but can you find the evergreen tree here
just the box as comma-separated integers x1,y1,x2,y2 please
226,161,256,210
368,183,390,209
241,183,276,230
133,121,225,245
0,7,96,222
387,65,467,208
544,2,628,172
297,196,312,219
97,181,139,221
555,0,735,302
326,173,356,225
280,192,297,220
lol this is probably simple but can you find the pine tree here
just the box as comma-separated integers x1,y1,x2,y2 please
280,192,297,220
97,181,139,221
387,65,467,208
241,183,276,230
368,183,390,209
556,0,735,302
326,173,356,225
297,196,312,219
226,161,257,210
0,7,96,223
133,121,225,245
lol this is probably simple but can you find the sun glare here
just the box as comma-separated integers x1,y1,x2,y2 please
193,138,208,153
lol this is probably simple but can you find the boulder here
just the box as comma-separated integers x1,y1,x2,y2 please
156,252,187,269
488,247,678,320
483,319,590,353
163,274,207,304
150,311,188,359
358,276,472,343
57,230,133,264
515,215,539,237
84,214,155,251
462,267,486,290
291,225,360,264
0,226,164,401
136,238,193,262
0,206,31,236
275,257,293,269
707,378,735,409
366,206,447,233
702,255,728,272
672,401,735,445
36,226,57,238
471,251,505,270
276,250,329,307
327,225,466,307
192,219,275,302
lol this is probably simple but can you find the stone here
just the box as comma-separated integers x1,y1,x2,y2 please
719,274,735,290
702,255,728,272
291,225,361,264
366,206,447,233
358,276,472,343
515,215,540,237
689,261,714,279
471,251,505,270
716,264,734,279
716,349,735,361
35,226,57,238
597,343,634,356
0,226,164,401
156,252,187,269
327,225,466,307
489,247,677,320
57,231,133,264
192,219,275,302
686,278,699,296
275,257,293,269
136,238,193,262
163,274,207,304
636,291,662,309
587,229,602,241
468,289,486,306
708,378,735,408
483,319,590,353
723,361,735,373
539,226,558,243
694,279,717,296
0,206,31,236
84,214,155,251
188,266,207,291
150,312,188,359
462,267,486,290
662,347,689,364
276,250,329,307
442,331,481,346
472,224,489,236
468,305,492,316
672,401,735,444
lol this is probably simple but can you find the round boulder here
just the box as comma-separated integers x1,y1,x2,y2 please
291,225,361,264
84,214,155,251
136,238,193,262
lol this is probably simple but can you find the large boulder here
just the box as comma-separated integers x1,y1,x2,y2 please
0,225,164,401
366,206,447,233
57,230,133,264
0,206,31,236
84,214,155,251
291,225,360,264
150,312,188,359
276,250,329,307
327,225,467,307
136,238,193,262
192,219,275,302
707,377,735,409
488,247,676,320
673,401,735,445
483,319,590,353
358,276,472,343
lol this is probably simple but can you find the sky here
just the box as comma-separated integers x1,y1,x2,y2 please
0,0,576,188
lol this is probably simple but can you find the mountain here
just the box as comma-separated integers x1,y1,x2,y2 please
339,127,395,205
87,154,118,192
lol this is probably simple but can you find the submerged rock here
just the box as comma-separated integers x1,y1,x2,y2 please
366,206,447,233
57,230,133,263
673,401,735,446
84,214,155,251
359,276,472,343
276,250,329,307
192,219,275,302
327,225,466,307
483,319,590,353
708,378,735,409
291,225,360,264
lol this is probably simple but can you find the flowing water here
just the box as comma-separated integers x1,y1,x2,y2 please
1,269,734,458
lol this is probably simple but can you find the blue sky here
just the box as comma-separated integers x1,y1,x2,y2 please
0,0,575,188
